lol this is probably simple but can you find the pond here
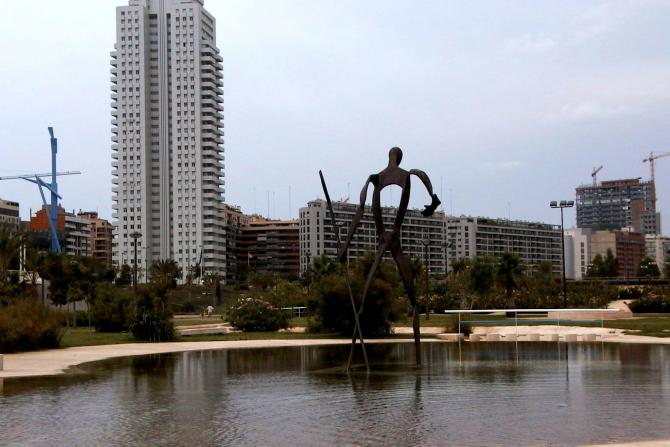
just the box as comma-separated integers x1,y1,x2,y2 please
1,342,670,446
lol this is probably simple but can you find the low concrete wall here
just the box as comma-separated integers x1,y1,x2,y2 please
436,333,464,342
548,309,631,320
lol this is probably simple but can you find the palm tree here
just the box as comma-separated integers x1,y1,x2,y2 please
496,252,525,307
149,259,182,290
0,226,27,291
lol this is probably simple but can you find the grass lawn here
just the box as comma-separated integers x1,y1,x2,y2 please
61,327,136,347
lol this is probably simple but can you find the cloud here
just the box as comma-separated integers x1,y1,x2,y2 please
560,101,641,121
482,160,523,172
504,33,558,53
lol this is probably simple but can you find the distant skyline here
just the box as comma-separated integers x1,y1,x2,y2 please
1,1,669,233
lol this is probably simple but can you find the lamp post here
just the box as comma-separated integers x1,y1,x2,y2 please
421,237,431,319
549,200,574,307
337,221,349,267
130,231,142,289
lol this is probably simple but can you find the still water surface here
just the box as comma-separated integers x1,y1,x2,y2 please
1,342,670,446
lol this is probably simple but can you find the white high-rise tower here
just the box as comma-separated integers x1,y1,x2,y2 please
111,0,226,281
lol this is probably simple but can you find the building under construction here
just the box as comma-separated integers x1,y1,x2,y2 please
576,178,660,235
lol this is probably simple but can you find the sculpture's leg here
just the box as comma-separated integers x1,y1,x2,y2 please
347,240,388,371
412,303,421,367
391,243,422,367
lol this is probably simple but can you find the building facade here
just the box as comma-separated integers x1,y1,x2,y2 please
564,228,592,280
446,216,563,274
78,212,114,266
576,178,660,235
111,0,226,281
590,229,646,278
0,198,20,231
299,200,446,275
222,204,251,284
237,216,300,278
645,234,670,273
30,206,91,257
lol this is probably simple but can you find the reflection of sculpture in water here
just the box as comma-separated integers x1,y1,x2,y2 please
338,147,440,367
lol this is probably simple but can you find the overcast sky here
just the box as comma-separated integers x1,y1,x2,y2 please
1,1,669,233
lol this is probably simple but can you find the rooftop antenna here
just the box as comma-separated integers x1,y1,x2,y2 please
0,127,81,252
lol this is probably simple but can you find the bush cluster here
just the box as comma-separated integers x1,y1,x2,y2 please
91,285,134,332
228,297,288,332
0,300,65,353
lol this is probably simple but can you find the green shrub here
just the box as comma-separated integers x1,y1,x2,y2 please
629,294,670,313
91,285,134,332
129,311,175,341
229,297,288,332
0,299,65,353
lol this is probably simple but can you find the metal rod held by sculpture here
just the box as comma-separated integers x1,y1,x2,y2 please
319,170,370,371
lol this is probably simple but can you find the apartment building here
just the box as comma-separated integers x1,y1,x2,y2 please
446,216,563,274
78,212,114,266
576,178,660,235
299,200,446,275
111,0,226,280
0,198,20,231
645,234,670,273
223,204,251,283
237,216,300,278
564,228,592,280
30,206,91,257
590,229,646,278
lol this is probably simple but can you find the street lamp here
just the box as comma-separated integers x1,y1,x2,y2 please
337,221,349,267
421,237,431,319
130,231,142,289
549,200,574,307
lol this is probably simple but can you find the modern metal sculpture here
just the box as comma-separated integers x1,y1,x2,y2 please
320,147,440,369
0,128,81,253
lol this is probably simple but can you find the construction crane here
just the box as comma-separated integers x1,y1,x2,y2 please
591,165,603,186
0,128,81,252
643,151,670,183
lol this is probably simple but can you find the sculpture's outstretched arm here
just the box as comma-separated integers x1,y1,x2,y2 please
338,176,372,262
410,169,441,216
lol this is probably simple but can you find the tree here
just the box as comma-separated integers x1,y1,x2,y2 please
185,263,201,286
0,227,26,293
637,256,661,278
466,257,494,308
450,258,470,276
116,264,132,286
586,249,618,278
308,254,403,337
495,252,525,307
67,257,116,327
149,259,182,309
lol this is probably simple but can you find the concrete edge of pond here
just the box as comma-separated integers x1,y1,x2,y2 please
1,332,670,380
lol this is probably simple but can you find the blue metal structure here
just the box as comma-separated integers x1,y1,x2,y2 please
0,127,81,253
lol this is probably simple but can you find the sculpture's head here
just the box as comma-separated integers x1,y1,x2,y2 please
388,147,403,167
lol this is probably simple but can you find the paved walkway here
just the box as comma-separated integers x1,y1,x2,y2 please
581,441,670,447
